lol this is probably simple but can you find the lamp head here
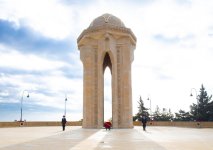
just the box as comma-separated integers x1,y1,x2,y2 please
190,93,193,97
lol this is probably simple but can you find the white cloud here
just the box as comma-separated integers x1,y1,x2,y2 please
0,45,69,71
1,0,213,121
0,0,78,39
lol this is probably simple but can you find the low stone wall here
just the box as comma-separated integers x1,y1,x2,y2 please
134,121,213,128
0,121,82,128
1,121,213,128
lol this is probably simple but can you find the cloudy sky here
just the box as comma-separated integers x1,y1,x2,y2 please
0,0,213,121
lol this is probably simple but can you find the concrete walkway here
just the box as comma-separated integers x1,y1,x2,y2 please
0,126,213,150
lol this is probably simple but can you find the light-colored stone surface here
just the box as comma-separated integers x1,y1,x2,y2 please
0,126,213,150
77,13,136,128
0,126,66,148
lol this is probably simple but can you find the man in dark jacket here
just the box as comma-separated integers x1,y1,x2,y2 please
141,115,147,131
61,115,67,131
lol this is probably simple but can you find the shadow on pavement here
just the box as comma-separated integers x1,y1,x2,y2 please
0,128,100,150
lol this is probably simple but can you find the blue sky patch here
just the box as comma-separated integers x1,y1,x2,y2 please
154,34,181,44
0,19,75,59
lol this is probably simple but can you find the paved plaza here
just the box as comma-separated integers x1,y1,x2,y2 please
0,126,213,150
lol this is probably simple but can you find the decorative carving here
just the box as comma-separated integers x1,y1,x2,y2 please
103,14,111,23
77,24,136,44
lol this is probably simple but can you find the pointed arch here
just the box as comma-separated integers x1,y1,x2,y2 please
101,50,114,74
103,52,112,74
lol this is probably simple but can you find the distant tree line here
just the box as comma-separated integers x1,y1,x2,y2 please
133,84,213,121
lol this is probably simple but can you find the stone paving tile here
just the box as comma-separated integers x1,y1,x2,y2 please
0,126,213,150
136,127,213,150
0,127,97,150
95,129,166,150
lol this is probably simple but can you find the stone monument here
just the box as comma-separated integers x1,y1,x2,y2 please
77,13,136,128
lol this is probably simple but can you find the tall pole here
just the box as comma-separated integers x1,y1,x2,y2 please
139,96,143,115
65,94,67,117
190,88,198,120
20,90,29,121
147,95,151,118
20,95,23,122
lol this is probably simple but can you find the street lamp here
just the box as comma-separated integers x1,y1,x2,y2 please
20,90,29,122
64,94,68,117
190,88,198,120
147,95,152,118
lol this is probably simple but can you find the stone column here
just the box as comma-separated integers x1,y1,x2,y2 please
80,45,99,128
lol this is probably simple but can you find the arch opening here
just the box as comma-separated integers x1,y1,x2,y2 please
103,52,112,122
104,67,112,122
103,52,112,74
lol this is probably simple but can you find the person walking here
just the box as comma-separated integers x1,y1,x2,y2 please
141,115,147,131
61,115,67,131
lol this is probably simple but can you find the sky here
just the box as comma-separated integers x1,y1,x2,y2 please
0,0,213,121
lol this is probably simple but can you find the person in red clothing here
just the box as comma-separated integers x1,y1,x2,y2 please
104,121,112,130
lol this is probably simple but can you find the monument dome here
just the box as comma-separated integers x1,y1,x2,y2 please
89,13,125,28
78,13,136,44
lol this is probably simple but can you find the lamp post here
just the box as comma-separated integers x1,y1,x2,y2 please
64,94,68,117
190,88,198,120
147,95,152,118
20,90,29,122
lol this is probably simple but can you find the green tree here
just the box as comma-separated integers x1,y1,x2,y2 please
153,105,161,121
208,101,213,121
174,109,191,121
190,84,213,121
164,108,174,121
133,96,149,121
153,106,174,121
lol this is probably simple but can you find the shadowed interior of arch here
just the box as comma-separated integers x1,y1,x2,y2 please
103,52,112,122
103,52,112,74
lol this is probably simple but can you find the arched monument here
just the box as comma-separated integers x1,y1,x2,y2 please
77,13,136,128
